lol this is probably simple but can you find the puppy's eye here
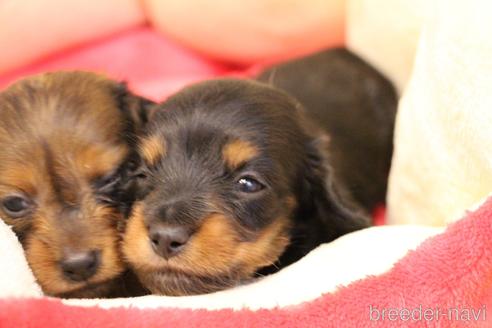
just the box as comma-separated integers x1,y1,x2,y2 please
136,172,148,180
237,176,265,193
2,196,32,218
126,158,140,174
124,158,148,180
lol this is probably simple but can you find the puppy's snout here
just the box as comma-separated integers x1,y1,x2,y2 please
156,199,192,223
149,225,191,260
61,250,100,282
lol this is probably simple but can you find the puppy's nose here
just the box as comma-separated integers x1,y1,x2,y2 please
149,226,190,260
61,250,99,282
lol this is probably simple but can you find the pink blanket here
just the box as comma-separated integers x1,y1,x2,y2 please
0,27,257,101
1,27,490,328
1,196,491,327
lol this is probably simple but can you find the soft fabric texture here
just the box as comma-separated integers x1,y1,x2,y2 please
144,0,345,64
346,0,427,93
63,225,440,310
4,197,492,327
0,0,145,74
1,0,491,326
0,214,441,306
0,0,344,74
387,0,492,226
0,221,42,298
0,27,243,102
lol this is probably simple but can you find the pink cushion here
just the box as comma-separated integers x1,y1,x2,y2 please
0,27,256,101
143,0,345,64
2,197,492,327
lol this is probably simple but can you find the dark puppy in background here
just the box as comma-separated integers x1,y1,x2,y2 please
122,48,397,296
257,48,397,213
0,72,151,298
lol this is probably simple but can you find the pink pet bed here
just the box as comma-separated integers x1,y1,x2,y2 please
1,196,492,327
0,27,256,101
1,27,490,328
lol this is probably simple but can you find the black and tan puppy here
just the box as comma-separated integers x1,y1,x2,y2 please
257,48,398,213
122,77,376,296
0,72,151,298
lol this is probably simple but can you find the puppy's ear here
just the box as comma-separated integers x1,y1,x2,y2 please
110,83,156,216
295,131,370,244
112,82,156,144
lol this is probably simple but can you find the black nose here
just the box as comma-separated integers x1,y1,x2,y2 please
61,250,99,282
149,225,191,260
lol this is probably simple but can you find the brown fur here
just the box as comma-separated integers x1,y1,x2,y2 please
122,200,292,295
0,71,151,297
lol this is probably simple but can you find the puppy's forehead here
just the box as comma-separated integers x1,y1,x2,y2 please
158,78,306,140
0,71,129,151
0,71,125,144
144,79,308,170
0,72,130,192
0,137,128,195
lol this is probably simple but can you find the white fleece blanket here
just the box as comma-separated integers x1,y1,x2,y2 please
0,221,42,298
0,218,441,309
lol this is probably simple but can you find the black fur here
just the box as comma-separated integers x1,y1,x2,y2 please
134,78,369,280
110,83,156,217
257,48,398,212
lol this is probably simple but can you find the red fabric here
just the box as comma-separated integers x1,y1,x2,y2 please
0,27,255,101
4,26,487,327
372,206,386,225
2,198,492,327
0,26,384,222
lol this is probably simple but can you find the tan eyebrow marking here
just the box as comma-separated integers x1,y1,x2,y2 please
222,139,259,169
139,135,166,166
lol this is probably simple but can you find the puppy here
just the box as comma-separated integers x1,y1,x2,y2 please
122,78,372,296
0,71,152,298
257,48,398,213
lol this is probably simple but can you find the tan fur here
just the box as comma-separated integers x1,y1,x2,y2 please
139,135,166,167
76,144,128,181
122,202,292,294
222,139,259,169
25,205,124,296
0,72,130,297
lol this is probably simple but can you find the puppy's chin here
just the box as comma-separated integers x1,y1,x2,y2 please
56,278,119,299
135,268,245,296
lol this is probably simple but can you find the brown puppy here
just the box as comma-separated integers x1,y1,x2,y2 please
122,78,372,296
0,71,151,298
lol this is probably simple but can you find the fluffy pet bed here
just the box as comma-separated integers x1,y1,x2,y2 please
2,0,492,327
4,198,492,327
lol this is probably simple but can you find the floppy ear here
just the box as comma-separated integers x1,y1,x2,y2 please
112,82,156,146
269,131,370,271
110,83,156,216
294,131,370,249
